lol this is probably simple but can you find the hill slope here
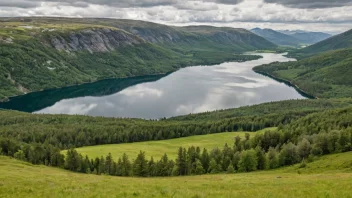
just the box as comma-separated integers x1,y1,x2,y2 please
0,17,275,101
290,29,352,59
291,32,331,44
254,48,352,98
277,30,331,44
251,28,300,46
1,152,351,198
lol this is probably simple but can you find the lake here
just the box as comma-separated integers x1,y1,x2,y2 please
0,53,306,119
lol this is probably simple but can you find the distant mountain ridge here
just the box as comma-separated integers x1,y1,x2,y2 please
254,28,352,98
250,28,300,47
251,28,332,47
290,29,352,58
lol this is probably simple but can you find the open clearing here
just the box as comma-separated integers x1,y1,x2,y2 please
71,128,275,160
1,152,351,198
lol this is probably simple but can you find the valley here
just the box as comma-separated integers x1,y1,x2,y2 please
0,52,306,118
0,17,274,101
0,15,352,198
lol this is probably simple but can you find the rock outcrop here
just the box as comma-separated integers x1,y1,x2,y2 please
50,28,145,53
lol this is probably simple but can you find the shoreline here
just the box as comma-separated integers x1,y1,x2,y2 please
0,55,262,103
253,70,317,99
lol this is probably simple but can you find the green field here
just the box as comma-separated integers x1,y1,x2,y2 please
73,128,275,160
1,152,351,198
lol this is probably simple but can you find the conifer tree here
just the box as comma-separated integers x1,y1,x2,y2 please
133,151,148,177
195,159,205,175
121,153,132,176
176,147,186,175
201,148,210,173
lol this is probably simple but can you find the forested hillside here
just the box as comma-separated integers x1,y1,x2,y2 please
0,17,275,101
0,102,351,178
289,29,352,59
254,49,352,98
1,99,351,149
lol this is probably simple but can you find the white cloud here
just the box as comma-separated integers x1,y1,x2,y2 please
0,0,351,32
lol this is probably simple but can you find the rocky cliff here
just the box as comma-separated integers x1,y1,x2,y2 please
50,28,145,53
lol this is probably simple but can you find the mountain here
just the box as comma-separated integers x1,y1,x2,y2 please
290,29,352,58
251,28,332,47
250,28,300,46
277,30,307,35
278,30,331,44
254,48,352,98
290,32,331,44
0,17,276,101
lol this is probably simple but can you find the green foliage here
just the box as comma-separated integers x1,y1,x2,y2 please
208,158,221,174
226,163,235,174
266,147,279,169
254,49,352,98
1,99,350,151
133,151,148,177
289,29,352,59
238,149,258,172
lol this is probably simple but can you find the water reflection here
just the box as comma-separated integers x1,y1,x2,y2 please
0,53,306,119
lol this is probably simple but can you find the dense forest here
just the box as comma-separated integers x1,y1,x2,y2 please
253,49,352,98
1,106,351,177
1,99,351,150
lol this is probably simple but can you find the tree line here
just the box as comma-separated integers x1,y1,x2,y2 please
1,99,351,150
1,113,351,177
0,105,351,177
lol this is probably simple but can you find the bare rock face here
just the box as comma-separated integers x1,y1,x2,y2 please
50,28,145,53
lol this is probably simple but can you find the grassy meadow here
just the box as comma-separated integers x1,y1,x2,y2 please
71,128,274,160
1,152,351,198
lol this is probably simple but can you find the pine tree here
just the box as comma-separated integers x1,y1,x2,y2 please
64,149,81,172
159,153,170,176
148,157,156,177
105,153,113,175
201,148,210,173
133,151,148,177
194,159,205,175
121,153,132,176
98,156,106,175
176,147,186,175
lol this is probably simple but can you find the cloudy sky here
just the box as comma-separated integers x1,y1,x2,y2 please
0,0,351,33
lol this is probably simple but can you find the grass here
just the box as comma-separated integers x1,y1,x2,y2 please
72,128,275,160
1,152,351,198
